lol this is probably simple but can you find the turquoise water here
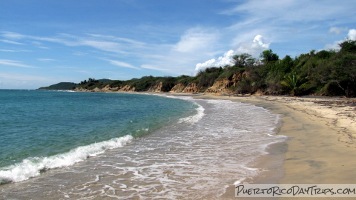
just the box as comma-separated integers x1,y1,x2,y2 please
0,90,195,183
0,93,287,199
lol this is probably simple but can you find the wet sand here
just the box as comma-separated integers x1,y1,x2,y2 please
196,94,356,199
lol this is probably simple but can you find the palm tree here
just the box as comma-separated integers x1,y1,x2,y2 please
281,72,306,96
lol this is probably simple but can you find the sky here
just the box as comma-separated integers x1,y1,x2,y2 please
0,0,355,89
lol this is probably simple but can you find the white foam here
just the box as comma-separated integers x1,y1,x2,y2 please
0,135,133,183
178,103,205,124
234,178,246,186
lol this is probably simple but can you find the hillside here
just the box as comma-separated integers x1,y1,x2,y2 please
40,40,356,97
38,82,77,90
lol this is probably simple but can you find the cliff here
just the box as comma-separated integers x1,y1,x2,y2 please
206,79,231,94
68,71,253,95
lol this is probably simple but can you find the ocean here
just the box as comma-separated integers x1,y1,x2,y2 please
0,90,285,199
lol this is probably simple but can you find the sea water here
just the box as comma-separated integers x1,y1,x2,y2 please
0,90,285,199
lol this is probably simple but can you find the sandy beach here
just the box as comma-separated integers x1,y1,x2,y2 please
195,94,356,198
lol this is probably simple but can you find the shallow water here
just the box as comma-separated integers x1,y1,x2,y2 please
1,95,286,199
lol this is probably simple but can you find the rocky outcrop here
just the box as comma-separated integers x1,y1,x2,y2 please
231,71,249,87
205,79,232,94
170,83,186,93
118,85,135,92
72,71,250,94
101,85,119,92
148,82,163,93
182,83,199,93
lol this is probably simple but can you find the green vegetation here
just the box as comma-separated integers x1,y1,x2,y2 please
38,82,77,90
40,40,356,97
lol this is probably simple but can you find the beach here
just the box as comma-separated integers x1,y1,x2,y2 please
0,91,285,199
198,94,356,198
1,91,355,199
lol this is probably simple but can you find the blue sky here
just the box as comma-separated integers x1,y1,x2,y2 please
0,0,355,89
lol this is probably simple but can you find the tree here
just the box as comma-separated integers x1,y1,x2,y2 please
233,53,255,67
260,49,279,63
281,72,307,96
339,40,356,53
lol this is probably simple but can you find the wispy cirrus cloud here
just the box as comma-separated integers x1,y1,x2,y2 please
138,27,224,75
0,59,37,68
0,72,49,82
0,31,142,55
193,0,355,73
173,27,219,53
223,0,354,23
329,27,347,35
87,34,146,47
37,58,56,62
0,49,31,53
107,59,140,70
1,32,25,40
222,0,356,54
0,39,24,45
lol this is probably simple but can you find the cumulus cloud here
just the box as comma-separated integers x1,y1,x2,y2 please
195,50,235,72
252,35,269,48
348,29,356,40
236,34,270,57
325,28,356,50
194,34,270,73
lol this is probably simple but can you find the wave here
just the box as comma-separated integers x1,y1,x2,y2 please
178,102,205,124
0,135,133,184
163,95,205,125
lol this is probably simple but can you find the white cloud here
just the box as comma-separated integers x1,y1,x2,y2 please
87,34,146,47
107,59,140,70
348,29,356,40
174,28,219,53
81,40,124,54
235,34,270,57
37,58,56,62
0,49,17,52
0,72,54,89
0,39,24,45
141,64,170,71
0,49,31,53
1,32,25,39
194,34,270,73
0,59,36,68
224,0,356,58
1,32,130,54
325,29,356,50
225,0,352,23
329,27,346,35
195,50,235,72
0,72,49,82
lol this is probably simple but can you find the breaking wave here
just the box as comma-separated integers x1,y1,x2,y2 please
0,135,133,184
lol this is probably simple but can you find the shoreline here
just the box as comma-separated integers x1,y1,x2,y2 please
58,90,356,183
194,94,356,198
2,90,356,198
74,90,356,183
1,92,282,199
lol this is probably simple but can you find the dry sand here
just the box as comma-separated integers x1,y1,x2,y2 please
195,94,356,199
